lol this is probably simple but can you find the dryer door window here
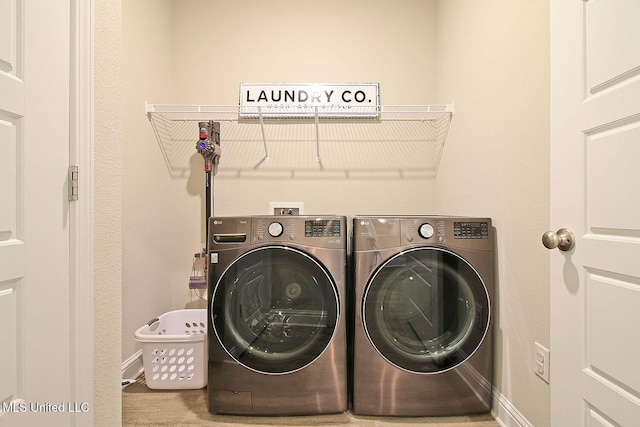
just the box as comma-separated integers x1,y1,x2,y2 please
212,246,339,374
363,247,489,374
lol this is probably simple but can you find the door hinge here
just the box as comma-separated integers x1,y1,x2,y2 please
68,165,79,201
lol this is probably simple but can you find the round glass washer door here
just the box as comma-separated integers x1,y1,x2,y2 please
363,247,489,374
212,246,339,374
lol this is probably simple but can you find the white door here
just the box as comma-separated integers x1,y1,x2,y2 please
0,1,79,426
550,0,640,425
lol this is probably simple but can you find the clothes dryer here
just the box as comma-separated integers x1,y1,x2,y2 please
207,215,348,415
352,216,494,416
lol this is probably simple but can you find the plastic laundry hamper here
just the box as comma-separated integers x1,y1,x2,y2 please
134,309,207,389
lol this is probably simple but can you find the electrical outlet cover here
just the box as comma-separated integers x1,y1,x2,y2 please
534,342,550,383
269,202,304,215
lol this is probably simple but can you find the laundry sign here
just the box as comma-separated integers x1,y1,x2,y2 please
239,83,380,118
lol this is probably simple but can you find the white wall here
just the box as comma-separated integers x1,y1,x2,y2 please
111,0,551,425
168,0,441,220
435,2,550,426
121,0,194,364
94,0,123,424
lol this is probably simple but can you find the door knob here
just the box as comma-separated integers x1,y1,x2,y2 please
542,228,575,252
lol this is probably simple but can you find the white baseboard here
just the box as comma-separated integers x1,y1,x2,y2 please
491,387,534,427
121,350,144,381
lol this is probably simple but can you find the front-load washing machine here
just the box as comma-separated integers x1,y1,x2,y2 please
207,215,348,415
352,216,494,416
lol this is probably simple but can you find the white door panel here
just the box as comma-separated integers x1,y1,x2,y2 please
0,120,17,239
0,76,24,114
585,0,640,91
0,0,17,71
551,0,640,425
583,79,640,131
588,274,640,392
0,287,17,415
0,0,73,425
587,124,640,231
0,0,23,419
582,239,640,278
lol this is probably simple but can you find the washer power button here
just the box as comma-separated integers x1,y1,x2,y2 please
418,223,435,239
268,222,283,237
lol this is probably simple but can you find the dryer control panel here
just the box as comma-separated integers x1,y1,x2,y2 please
453,221,490,240
353,216,492,251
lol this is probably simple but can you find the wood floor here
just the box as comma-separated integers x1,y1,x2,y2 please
122,378,499,427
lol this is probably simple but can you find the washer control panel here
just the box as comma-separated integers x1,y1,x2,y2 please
254,216,346,248
304,219,342,238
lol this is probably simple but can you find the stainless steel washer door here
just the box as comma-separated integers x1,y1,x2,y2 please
363,247,489,374
212,246,339,374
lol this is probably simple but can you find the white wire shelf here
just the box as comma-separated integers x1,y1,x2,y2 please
145,103,454,178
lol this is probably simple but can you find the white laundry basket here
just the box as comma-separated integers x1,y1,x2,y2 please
134,309,207,389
